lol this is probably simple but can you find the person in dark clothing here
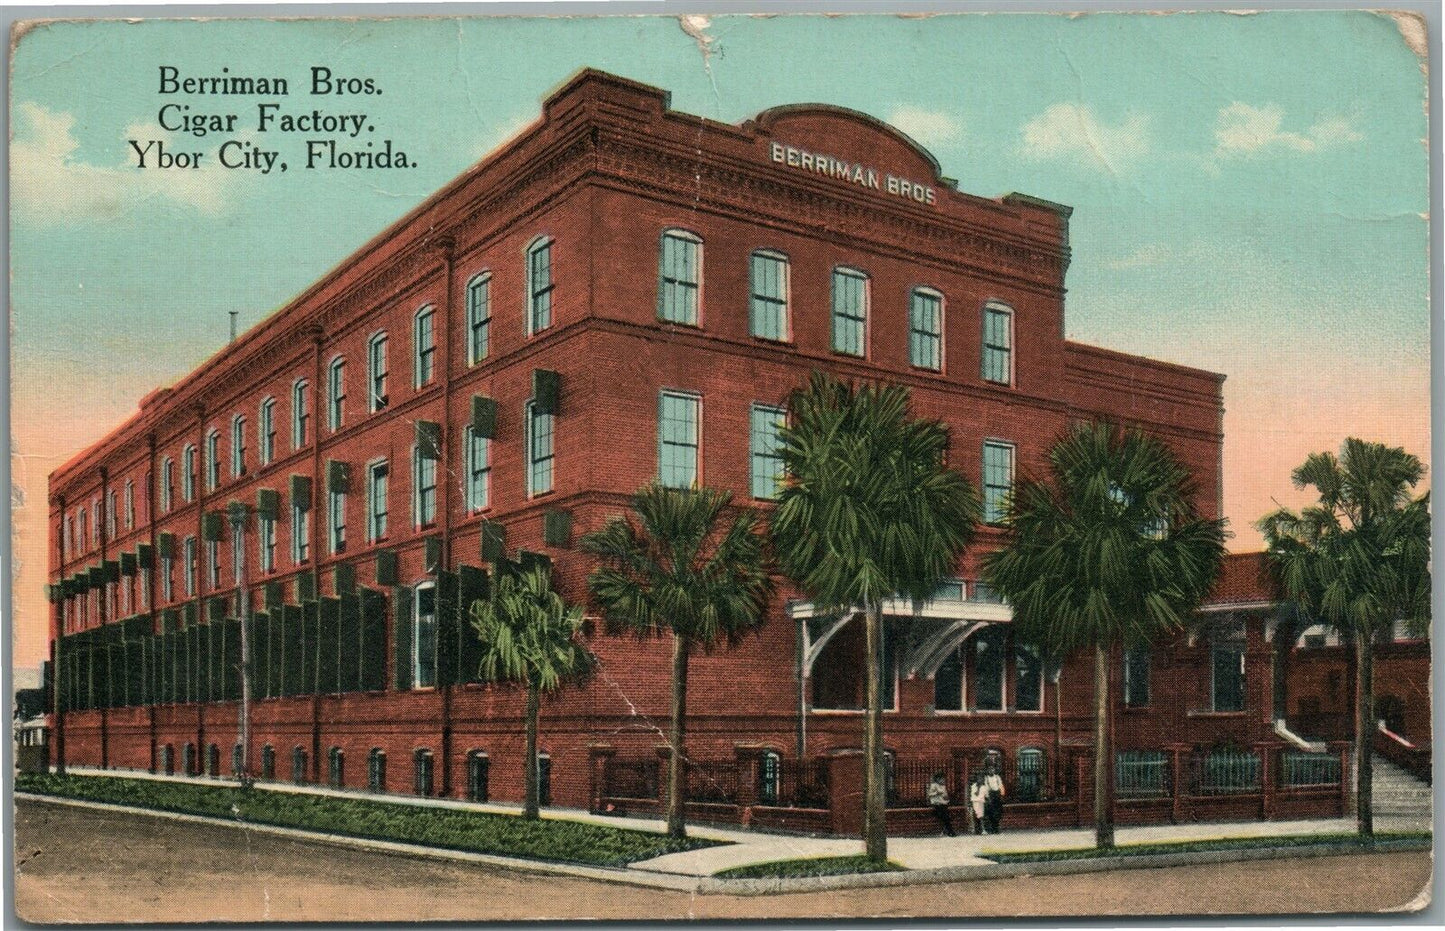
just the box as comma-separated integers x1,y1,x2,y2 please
983,758,1006,833
927,772,955,836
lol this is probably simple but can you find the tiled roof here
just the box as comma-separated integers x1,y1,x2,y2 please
1206,552,1279,605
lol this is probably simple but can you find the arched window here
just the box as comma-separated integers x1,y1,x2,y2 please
909,287,944,372
830,267,869,357
538,752,552,807
184,742,197,776
232,742,244,776
414,306,436,388
207,742,220,777
328,746,345,788
413,748,435,796
467,750,490,802
205,430,221,491
292,746,308,784
525,401,554,497
413,582,437,688
757,750,781,806
123,480,135,530
982,302,1013,385
749,250,789,341
366,459,389,542
259,397,276,465
327,356,346,431
658,229,702,325
1015,747,1045,802
161,457,175,512
526,237,554,335
292,379,310,449
368,748,387,792
260,744,276,780
412,445,437,529
464,426,490,513
367,332,388,413
161,744,175,776
466,273,491,364
231,415,247,478
182,445,197,501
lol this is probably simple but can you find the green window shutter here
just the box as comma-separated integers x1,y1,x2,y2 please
264,580,284,612
296,572,317,603
103,560,121,583
375,549,399,587
119,551,138,577
424,536,443,574
326,460,351,494
301,598,321,696
333,562,356,598
127,639,145,707
227,500,249,526
361,588,388,692
252,612,271,700
206,596,228,625
224,619,242,701
182,602,197,629
46,583,60,604
202,511,224,543
157,533,176,560
162,607,180,633
517,550,553,575
267,610,283,699
338,593,361,694
415,421,442,461
470,396,497,439
256,488,281,520
435,570,459,688
196,624,213,703
283,605,305,697
392,586,413,691
457,565,488,685
136,543,155,571
542,508,572,548
290,475,313,512
532,369,561,415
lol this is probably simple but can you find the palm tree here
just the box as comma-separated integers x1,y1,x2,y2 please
580,483,772,840
984,420,1227,850
769,372,980,863
470,559,594,820
1256,438,1429,838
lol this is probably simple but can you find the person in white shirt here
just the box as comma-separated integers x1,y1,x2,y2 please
969,775,988,835
983,759,1007,833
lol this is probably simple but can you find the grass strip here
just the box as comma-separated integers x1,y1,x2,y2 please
18,772,722,867
715,854,906,879
983,831,1432,864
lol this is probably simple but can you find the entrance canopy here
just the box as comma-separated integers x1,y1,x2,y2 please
789,594,1012,679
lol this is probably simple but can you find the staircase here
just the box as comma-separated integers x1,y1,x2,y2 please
1370,758,1433,831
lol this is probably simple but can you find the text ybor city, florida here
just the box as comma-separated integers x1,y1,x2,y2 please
127,66,414,173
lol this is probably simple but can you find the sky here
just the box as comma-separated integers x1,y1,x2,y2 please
9,12,1431,672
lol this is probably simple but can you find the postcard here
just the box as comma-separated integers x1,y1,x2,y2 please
10,8,1433,922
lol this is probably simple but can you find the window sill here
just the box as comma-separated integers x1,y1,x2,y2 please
1187,710,1247,718
751,335,793,345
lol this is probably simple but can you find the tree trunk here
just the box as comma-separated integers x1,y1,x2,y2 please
522,680,540,820
863,603,888,863
666,634,690,840
1353,632,1374,839
1093,643,1115,849
1272,611,1297,723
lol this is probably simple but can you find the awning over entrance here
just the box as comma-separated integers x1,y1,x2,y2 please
789,596,1012,679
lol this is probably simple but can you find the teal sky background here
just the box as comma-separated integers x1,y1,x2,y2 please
10,12,1430,668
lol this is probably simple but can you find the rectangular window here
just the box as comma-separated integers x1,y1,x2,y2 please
467,275,491,364
982,441,1014,524
527,240,553,334
329,491,347,555
369,336,388,412
413,450,436,528
658,391,700,489
78,509,87,552
973,625,1006,711
260,399,276,465
1015,641,1043,712
934,647,964,712
124,481,134,530
414,310,435,387
368,461,389,541
184,537,196,596
414,585,437,688
232,525,244,585
293,381,310,449
106,491,117,540
259,517,276,574
749,404,786,500
465,428,490,512
909,289,943,371
208,539,220,589
749,251,789,341
658,231,700,325
982,305,1012,385
292,503,310,565
1211,621,1246,712
206,432,220,491
162,555,174,602
328,360,346,431
526,403,554,497
831,268,869,357
232,418,247,478
92,501,100,544
1124,643,1150,707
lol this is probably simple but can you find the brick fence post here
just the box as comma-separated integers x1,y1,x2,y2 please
1171,745,1185,824
1075,752,1090,828
588,744,615,814
826,750,865,837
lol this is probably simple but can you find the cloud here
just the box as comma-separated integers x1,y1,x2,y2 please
11,102,243,225
1020,103,1149,172
1213,103,1363,156
887,105,963,148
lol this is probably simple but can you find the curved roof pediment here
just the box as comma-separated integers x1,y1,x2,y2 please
744,104,956,194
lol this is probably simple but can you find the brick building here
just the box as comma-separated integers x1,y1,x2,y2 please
44,70,1368,831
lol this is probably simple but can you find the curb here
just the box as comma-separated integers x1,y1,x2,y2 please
19,793,1430,897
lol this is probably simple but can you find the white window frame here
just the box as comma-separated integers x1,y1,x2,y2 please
105,490,117,540
231,415,247,478
184,536,197,596
830,266,870,358
182,445,196,502
909,286,945,372
466,272,491,365
412,446,437,529
329,489,347,555
657,229,703,326
259,397,276,466
525,401,554,498
124,480,135,530
413,306,436,388
259,515,276,575
749,249,790,342
413,581,438,689
367,333,389,413
292,379,310,449
982,301,1014,386
367,458,390,543
526,237,554,337
657,390,701,490
292,502,310,565
982,440,1015,525
464,426,491,513
327,356,346,431
205,430,221,491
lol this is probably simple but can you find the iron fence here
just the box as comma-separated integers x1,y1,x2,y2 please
1279,750,1341,788
1191,749,1261,795
886,758,954,808
602,757,660,801
773,757,829,808
1116,750,1171,798
685,759,739,805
